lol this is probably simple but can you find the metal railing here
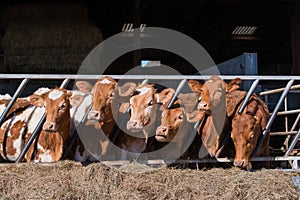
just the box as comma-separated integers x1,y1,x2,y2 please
0,74,300,168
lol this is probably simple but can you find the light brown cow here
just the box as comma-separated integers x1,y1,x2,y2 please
127,84,174,143
187,76,241,158
189,76,270,170
227,90,270,170
86,76,147,160
0,88,72,162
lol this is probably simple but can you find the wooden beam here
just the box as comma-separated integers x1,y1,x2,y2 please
291,3,300,75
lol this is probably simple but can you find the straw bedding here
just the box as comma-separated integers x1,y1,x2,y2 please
0,160,298,199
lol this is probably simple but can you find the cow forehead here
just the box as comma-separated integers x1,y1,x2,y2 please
48,90,64,101
136,87,152,95
34,87,50,95
99,78,112,84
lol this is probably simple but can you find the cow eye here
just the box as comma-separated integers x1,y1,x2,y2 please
198,96,202,102
110,92,115,98
148,100,153,106
59,103,66,110
178,114,183,120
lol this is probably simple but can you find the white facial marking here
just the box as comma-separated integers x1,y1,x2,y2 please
137,87,151,95
99,79,111,84
49,90,64,101
34,88,50,95
0,94,12,100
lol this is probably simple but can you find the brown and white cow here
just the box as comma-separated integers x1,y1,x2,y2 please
127,84,174,143
86,76,148,160
0,87,72,162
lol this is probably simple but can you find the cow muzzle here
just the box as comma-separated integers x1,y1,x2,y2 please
127,120,143,132
155,126,168,141
88,110,103,121
43,122,58,132
198,102,211,114
234,159,252,170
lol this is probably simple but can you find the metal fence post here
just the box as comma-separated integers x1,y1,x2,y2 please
252,79,294,157
0,78,29,126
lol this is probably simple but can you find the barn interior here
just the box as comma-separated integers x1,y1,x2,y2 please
0,0,299,76
0,1,299,153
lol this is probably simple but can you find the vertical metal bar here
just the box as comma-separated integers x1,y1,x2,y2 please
252,79,295,157
167,79,187,109
0,78,29,126
238,79,260,114
284,97,288,134
15,79,70,163
283,113,300,158
62,104,92,159
284,127,300,157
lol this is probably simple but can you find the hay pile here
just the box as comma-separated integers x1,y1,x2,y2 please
0,161,298,199
1,3,102,74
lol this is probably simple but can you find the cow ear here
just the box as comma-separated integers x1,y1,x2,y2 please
188,80,202,96
75,81,93,94
186,110,205,123
155,88,175,108
118,82,137,97
30,94,45,107
226,78,242,93
70,94,84,107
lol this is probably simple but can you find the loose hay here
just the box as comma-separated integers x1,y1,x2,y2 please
0,160,298,199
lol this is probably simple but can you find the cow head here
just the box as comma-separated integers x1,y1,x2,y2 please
231,99,268,170
188,76,242,115
30,88,72,132
127,84,174,137
156,100,186,142
87,76,136,128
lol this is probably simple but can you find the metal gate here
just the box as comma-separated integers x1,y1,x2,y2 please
0,74,299,170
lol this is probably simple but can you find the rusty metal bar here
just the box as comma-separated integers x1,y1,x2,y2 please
260,84,300,96
15,78,70,163
272,109,300,116
238,79,260,114
271,131,298,136
0,78,29,126
252,79,295,157
284,127,300,157
167,79,187,109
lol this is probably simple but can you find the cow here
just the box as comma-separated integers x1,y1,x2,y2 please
155,97,200,160
188,76,270,170
86,76,147,160
227,90,270,170
0,87,72,162
127,84,174,143
187,76,241,158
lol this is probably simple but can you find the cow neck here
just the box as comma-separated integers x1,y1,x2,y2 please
100,117,116,136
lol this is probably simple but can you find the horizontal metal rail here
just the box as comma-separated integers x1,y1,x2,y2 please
0,74,299,80
260,84,300,96
271,131,298,136
98,156,300,167
272,109,300,116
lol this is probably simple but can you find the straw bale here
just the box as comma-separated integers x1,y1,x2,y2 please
1,3,103,74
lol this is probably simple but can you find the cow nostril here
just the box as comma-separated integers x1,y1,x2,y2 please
203,103,207,107
94,112,99,117
49,123,53,129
